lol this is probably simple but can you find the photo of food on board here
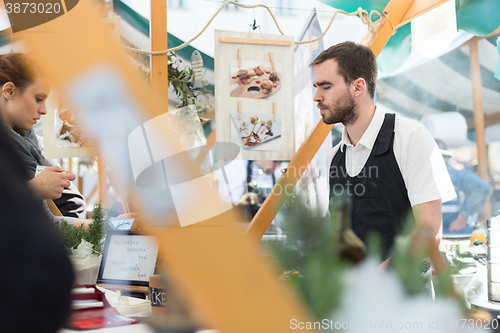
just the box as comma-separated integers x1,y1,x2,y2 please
230,60,282,100
55,109,91,148
231,112,282,150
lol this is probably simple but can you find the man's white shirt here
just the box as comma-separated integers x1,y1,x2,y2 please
327,107,456,207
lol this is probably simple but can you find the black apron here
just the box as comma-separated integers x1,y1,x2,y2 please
329,113,412,259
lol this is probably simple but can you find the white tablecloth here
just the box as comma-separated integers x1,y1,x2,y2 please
59,287,154,333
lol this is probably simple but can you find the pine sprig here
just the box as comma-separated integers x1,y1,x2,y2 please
274,207,347,319
273,197,463,319
55,202,111,255
84,202,111,255
54,219,85,249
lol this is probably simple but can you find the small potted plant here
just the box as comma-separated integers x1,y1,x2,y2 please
55,202,111,284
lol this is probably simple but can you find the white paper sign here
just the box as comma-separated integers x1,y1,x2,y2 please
100,233,159,283
411,0,457,58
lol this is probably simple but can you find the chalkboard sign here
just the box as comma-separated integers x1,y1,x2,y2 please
97,230,160,286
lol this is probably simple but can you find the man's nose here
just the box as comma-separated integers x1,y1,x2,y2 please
313,90,322,102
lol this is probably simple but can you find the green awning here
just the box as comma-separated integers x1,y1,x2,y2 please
318,0,500,73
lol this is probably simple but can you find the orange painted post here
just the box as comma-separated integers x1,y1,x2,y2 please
97,156,107,208
151,0,168,99
469,37,491,219
470,38,489,182
245,121,333,246
245,0,418,248
364,0,415,56
399,0,450,27
207,129,216,149
77,161,83,194
19,2,317,331
47,200,63,216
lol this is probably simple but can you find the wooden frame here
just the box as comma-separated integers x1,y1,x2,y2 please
215,30,295,160
151,0,168,99
21,3,317,330
19,0,463,330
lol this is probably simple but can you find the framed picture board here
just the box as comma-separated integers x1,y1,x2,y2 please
97,230,160,286
214,30,295,160
41,16,120,159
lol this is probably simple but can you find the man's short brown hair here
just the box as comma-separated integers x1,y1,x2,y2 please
310,41,377,99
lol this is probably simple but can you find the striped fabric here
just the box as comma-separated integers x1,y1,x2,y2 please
377,36,500,128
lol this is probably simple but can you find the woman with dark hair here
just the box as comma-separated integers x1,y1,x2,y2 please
0,52,86,223
0,53,74,332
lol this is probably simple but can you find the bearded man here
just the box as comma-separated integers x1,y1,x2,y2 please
311,42,456,266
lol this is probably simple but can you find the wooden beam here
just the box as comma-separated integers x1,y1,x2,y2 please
470,37,491,219
245,122,333,246
21,1,318,331
151,0,168,100
206,129,216,150
466,111,500,130
245,0,417,248
485,27,500,39
47,200,63,216
77,161,83,194
470,38,489,180
364,0,414,60
97,156,107,208
398,0,450,27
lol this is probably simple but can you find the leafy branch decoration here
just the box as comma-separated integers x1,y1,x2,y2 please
130,50,212,123
167,52,211,123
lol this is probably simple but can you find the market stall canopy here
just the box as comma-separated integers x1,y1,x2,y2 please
318,0,500,73
114,0,499,142
376,33,500,137
2,0,497,140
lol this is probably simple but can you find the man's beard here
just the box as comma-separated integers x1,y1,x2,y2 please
318,91,357,125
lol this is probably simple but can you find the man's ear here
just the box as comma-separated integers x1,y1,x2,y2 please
352,78,366,97
2,82,15,100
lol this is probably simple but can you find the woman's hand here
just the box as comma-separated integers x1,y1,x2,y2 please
28,166,76,199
